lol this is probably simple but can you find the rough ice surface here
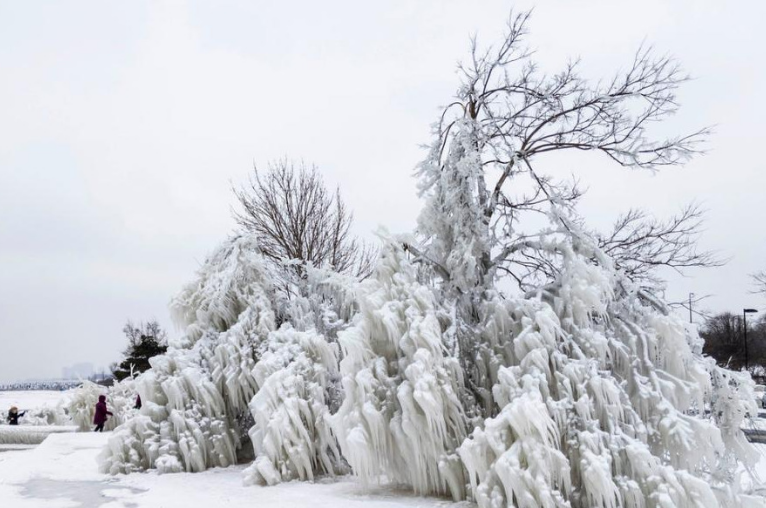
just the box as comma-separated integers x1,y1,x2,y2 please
96,231,764,506
0,425,77,445
243,326,343,485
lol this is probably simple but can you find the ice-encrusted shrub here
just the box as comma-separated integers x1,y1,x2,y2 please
99,235,277,474
244,326,344,485
334,236,763,506
67,381,104,431
99,234,354,481
330,243,468,499
19,404,69,426
67,380,136,432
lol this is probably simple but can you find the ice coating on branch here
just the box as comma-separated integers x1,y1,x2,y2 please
330,243,468,500
416,118,489,295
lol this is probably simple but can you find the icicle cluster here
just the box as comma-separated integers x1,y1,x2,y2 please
330,244,468,499
244,327,343,485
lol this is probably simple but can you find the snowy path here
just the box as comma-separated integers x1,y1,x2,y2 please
0,432,468,508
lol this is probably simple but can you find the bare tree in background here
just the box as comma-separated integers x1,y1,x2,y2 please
753,271,766,295
233,160,375,279
122,320,167,348
700,312,766,373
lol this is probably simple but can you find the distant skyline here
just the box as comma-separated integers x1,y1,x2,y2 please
1,0,765,382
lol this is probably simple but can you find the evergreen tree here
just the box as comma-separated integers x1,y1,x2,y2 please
111,320,168,381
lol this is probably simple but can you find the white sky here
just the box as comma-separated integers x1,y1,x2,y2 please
1,0,764,383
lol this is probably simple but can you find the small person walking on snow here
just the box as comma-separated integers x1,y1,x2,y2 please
7,406,25,425
93,395,113,432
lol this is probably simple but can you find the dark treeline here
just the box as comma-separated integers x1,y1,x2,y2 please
0,380,82,391
701,312,766,375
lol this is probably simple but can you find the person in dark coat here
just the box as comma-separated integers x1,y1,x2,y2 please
134,394,142,410
7,406,25,425
93,395,113,432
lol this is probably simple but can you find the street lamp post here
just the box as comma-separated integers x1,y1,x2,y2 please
689,293,695,324
744,308,758,371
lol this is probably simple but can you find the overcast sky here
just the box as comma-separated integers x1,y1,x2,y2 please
1,0,764,383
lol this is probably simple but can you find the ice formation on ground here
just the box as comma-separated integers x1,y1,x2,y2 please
0,425,77,445
19,404,69,427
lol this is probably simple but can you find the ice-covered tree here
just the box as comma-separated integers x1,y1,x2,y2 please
98,10,762,506
111,320,168,381
334,11,763,507
330,242,468,498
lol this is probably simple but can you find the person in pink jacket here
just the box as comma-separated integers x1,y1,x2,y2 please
93,395,113,432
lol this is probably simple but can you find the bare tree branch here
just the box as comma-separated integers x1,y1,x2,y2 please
752,271,766,295
596,203,725,285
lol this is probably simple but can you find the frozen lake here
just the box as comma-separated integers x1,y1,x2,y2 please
0,390,70,413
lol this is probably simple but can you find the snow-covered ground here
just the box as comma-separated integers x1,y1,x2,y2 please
0,390,70,413
0,432,469,508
